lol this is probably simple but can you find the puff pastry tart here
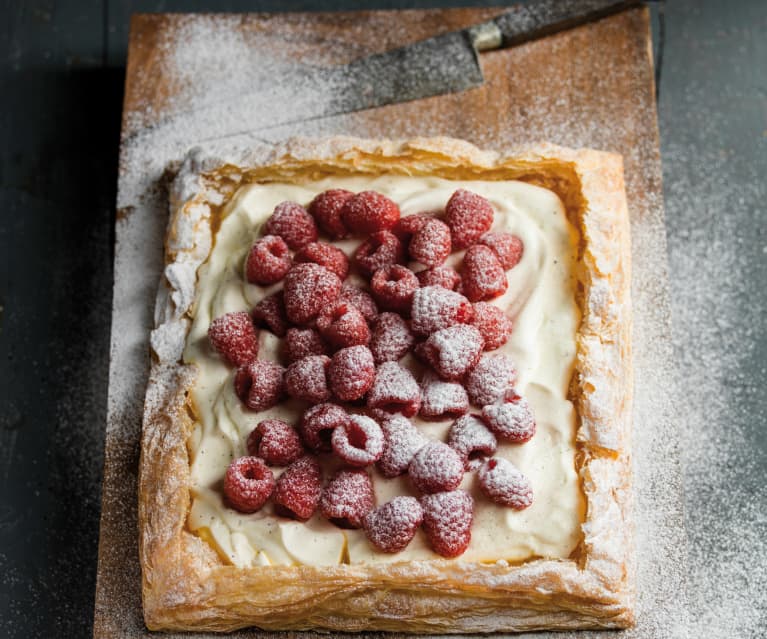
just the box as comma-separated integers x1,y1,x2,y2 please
140,137,633,632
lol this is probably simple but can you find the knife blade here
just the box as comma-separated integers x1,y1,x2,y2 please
133,0,644,142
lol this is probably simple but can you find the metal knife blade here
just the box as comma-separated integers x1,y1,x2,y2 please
133,0,643,142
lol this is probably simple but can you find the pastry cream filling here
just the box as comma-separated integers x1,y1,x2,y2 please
184,176,584,568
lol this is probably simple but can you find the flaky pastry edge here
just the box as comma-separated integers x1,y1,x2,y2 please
139,136,633,633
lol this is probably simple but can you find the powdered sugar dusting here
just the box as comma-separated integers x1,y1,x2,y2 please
420,371,470,420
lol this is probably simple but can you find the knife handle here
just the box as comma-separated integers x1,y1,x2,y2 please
468,0,643,51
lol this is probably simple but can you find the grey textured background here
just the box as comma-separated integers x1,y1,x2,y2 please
0,1,764,637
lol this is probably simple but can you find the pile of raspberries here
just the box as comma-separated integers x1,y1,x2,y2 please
207,188,535,558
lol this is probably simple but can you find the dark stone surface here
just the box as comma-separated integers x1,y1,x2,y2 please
0,1,763,637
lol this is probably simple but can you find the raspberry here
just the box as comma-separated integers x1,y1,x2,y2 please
245,235,292,286
251,292,288,338
299,403,349,452
353,231,404,278
481,391,536,442
461,245,508,302
376,413,427,478
465,353,517,407
272,455,323,520
370,265,419,314
320,469,375,529
307,189,353,239
392,213,429,242
208,311,259,366
341,190,400,235
479,232,524,270
263,201,317,250
419,371,469,420
328,345,376,402
408,218,452,267
316,301,370,349
469,302,513,351
477,458,533,510
367,362,421,417
363,497,424,553
284,355,332,404
247,419,304,467
369,312,414,364
283,263,342,325
420,490,474,558
408,441,464,494
284,327,328,363
294,241,350,280
331,414,384,467
223,457,275,513
447,414,497,467
416,265,460,291
420,324,484,381
234,360,285,411
339,283,379,325
445,189,494,249
410,286,474,336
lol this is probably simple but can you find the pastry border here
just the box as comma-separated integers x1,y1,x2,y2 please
139,137,634,632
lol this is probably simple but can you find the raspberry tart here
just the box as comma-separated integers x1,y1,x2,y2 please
140,138,633,632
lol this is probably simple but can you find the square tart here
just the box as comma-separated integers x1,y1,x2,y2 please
140,137,633,632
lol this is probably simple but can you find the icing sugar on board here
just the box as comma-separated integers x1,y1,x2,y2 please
96,7,689,638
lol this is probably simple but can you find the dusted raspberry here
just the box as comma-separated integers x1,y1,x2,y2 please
420,324,484,381
245,235,292,285
223,456,275,513
478,458,533,510
409,441,465,494
247,419,304,467
284,327,328,363
469,302,513,351
465,353,517,407
369,312,414,364
331,414,384,467
410,285,474,336
272,455,323,520
283,263,342,325
445,189,494,250
461,245,508,302
479,232,524,270
294,241,350,280
363,496,424,553
370,265,419,314
481,391,536,442
420,490,474,558
234,360,285,411
339,283,379,325
320,469,375,529
408,218,452,267
419,371,469,420
447,414,497,467
208,311,259,366
392,212,429,243
340,190,400,234
376,413,427,478
307,189,353,239
251,292,288,338
367,362,421,417
284,355,332,404
353,231,404,278
316,301,371,349
416,265,460,291
328,345,376,402
263,201,318,250
299,402,349,452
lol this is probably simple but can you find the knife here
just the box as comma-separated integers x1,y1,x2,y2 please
138,0,644,141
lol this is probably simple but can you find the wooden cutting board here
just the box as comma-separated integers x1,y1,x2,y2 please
95,7,688,637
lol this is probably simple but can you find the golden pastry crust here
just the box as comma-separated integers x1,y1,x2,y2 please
139,137,633,632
